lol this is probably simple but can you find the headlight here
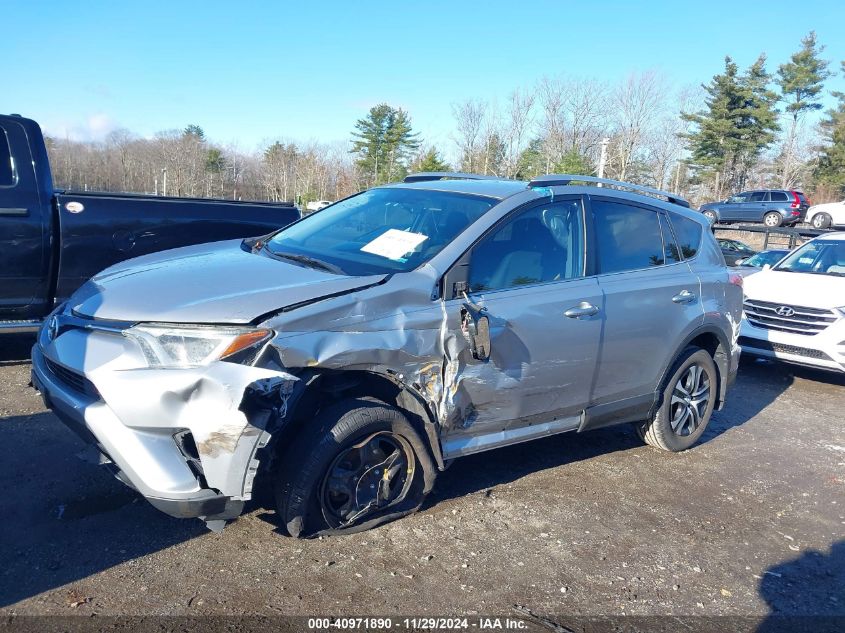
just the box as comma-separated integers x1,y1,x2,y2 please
125,324,272,368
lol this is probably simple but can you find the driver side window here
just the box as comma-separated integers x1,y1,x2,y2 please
467,199,585,293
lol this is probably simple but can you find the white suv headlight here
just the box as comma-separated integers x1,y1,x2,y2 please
125,324,272,368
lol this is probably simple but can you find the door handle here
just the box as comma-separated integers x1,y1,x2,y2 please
564,301,600,318
0,207,28,216
672,290,697,304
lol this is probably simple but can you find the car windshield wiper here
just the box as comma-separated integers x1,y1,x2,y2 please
265,249,344,274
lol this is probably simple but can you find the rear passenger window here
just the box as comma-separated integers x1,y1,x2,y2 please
593,200,665,273
668,214,703,259
0,127,16,187
749,192,767,202
468,199,584,292
770,192,789,202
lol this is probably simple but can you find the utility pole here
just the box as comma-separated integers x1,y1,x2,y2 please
597,138,610,185
161,168,167,196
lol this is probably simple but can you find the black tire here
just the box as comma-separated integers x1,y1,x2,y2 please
812,213,832,229
702,210,717,225
763,212,782,228
274,398,436,537
639,347,718,452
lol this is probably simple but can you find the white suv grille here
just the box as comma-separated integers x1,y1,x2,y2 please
743,299,838,336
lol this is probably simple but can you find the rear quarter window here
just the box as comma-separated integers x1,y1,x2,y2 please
668,214,702,259
770,192,789,202
0,127,16,187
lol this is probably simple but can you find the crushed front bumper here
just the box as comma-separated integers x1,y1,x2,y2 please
30,321,297,527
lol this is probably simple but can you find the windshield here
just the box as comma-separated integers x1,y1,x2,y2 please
774,239,845,276
266,187,497,275
741,250,788,267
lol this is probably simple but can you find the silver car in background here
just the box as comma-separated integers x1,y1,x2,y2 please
31,173,742,536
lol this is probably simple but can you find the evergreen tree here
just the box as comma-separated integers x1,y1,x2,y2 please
515,138,545,179
553,148,595,176
351,104,420,185
813,61,845,196
682,56,779,196
776,32,831,186
183,124,206,141
412,147,451,173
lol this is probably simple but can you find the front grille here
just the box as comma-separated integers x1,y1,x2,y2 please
739,336,833,361
743,299,837,336
44,358,100,398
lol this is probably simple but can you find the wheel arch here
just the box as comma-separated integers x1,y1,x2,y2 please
265,367,445,474
653,325,731,415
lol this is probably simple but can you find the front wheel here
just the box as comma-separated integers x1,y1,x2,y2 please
811,213,832,229
763,212,782,228
702,210,717,225
638,347,718,452
275,398,436,537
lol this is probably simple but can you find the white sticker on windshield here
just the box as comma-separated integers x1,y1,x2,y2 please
361,229,428,261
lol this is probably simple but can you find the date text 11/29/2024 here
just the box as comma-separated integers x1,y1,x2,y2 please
307,617,528,630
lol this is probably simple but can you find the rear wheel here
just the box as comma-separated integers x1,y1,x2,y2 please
275,398,436,537
812,213,832,229
763,212,782,228
638,347,718,452
702,210,717,225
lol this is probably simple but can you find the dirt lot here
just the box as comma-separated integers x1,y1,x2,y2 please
0,333,843,625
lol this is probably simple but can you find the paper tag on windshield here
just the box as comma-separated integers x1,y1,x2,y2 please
361,229,428,260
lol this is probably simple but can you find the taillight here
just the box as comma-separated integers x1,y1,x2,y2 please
790,191,800,209
729,273,743,287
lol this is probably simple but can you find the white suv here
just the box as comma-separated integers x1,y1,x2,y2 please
740,232,845,372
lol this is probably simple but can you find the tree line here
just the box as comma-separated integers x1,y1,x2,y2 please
46,31,845,207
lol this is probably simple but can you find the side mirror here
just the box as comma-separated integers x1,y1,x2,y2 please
735,258,746,266
461,298,491,361
762,264,772,271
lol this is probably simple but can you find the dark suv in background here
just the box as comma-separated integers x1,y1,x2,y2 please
699,190,809,227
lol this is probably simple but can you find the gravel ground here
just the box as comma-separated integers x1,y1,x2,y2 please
0,333,843,626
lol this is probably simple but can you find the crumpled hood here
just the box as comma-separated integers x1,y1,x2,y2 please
743,269,845,311
70,239,386,324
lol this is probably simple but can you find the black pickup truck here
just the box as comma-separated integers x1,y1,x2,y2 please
0,114,300,331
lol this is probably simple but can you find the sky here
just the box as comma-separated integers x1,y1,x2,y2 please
3,0,844,154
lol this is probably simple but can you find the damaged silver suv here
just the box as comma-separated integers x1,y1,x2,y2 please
31,173,742,536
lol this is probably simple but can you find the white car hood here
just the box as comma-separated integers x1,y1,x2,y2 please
744,269,845,310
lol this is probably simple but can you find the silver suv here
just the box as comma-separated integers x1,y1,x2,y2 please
31,173,742,536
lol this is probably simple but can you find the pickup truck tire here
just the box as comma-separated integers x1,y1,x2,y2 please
274,398,436,538
639,347,717,452
763,212,783,228
811,213,832,229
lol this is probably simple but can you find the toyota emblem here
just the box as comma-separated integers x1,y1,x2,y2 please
47,315,59,341
775,306,795,317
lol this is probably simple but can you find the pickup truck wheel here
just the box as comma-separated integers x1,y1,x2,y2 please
763,212,782,228
811,213,831,229
274,398,436,538
638,347,717,452
702,210,717,224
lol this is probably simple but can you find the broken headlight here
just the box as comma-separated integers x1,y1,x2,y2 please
125,324,272,368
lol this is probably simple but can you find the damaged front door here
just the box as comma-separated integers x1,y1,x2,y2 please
439,197,602,458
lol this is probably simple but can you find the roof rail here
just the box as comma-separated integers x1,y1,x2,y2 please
403,171,500,183
527,174,690,208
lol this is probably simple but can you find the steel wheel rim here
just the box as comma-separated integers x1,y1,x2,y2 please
670,363,711,437
320,432,415,528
